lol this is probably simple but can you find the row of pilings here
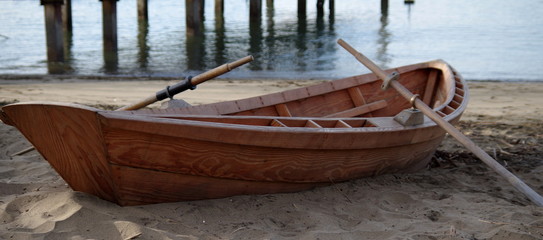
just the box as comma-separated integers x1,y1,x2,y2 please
40,0,336,73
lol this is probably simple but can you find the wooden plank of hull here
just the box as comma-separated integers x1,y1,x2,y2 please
0,103,117,202
101,120,445,183
112,165,324,205
110,138,444,205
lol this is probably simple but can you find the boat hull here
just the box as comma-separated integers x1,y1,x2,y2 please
108,137,445,205
1,60,468,205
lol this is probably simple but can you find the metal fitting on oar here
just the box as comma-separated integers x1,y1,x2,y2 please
155,76,195,101
394,94,423,126
381,72,399,90
409,94,420,109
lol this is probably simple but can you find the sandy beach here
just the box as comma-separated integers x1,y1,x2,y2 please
0,78,542,239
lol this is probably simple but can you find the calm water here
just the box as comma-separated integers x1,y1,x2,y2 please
1,0,543,81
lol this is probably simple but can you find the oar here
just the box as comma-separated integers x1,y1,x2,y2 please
117,55,254,111
337,39,543,207
9,56,254,156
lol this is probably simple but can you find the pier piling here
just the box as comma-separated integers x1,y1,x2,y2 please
137,0,148,21
317,0,324,17
101,0,118,53
186,0,204,36
62,0,72,33
298,0,306,17
250,0,262,21
101,0,119,71
41,0,65,72
36,0,342,74
215,0,224,27
381,0,389,15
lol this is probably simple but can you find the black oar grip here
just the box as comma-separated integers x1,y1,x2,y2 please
155,76,195,101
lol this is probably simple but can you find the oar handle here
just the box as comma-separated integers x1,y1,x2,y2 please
337,38,543,207
117,55,254,111
191,55,254,85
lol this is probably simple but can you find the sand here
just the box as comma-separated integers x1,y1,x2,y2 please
1,78,542,239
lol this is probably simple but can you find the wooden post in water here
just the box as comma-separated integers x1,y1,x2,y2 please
62,0,73,69
249,0,262,70
381,0,389,16
329,0,335,26
200,0,205,20
317,0,324,17
214,0,225,64
62,0,72,33
137,0,148,21
41,0,65,63
316,0,325,30
100,0,118,71
101,0,118,66
137,8,150,69
215,0,224,26
250,0,262,21
298,0,306,17
266,0,274,29
186,0,204,36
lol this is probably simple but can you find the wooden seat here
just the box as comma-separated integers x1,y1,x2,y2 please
324,100,387,118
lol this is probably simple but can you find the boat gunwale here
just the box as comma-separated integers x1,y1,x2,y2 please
127,60,460,117
99,59,468,134
100,112,435,133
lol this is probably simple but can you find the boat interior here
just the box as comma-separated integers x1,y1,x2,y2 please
128,63,467,129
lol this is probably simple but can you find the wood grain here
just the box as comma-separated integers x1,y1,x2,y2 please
1,103,117,203
112,165,324,205
0,59,469,205
100,115,450,183
423,70,438,105
324,100,387,118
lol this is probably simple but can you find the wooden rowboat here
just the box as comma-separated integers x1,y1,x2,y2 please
0,60,468,206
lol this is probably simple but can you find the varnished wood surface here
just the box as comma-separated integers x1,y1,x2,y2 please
0,109,14,125
99,113,451,149
1,103,117,203
102,124,445,183
130,61,452,121
0,60,469,205
112,165,325,205
324,100,387,118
